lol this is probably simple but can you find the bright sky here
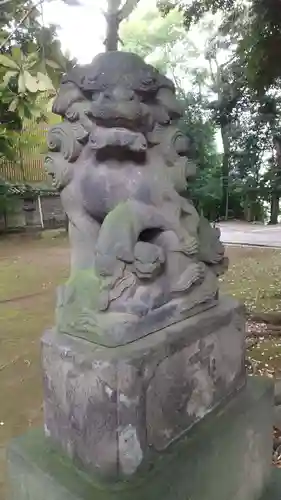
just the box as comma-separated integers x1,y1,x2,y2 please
42,0,155,63
42,0,105,62
42,0,223,65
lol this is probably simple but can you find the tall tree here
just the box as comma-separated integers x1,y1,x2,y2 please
123,3,281,222
158,0,281,93
103,0,141,51
122,6,222,217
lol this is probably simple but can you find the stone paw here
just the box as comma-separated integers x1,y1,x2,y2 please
171,262,206,293
114,243,134,264
95,254,125,279
181,236,199,256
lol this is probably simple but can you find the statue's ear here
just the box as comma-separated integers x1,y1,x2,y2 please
156,87,184,119
47,122,89,163
52,83,85,117
146,123,166,146
44,153,74,189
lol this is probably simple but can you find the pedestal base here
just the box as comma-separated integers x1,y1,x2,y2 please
261,469,281,499
8,378,274,500
42,297,246,478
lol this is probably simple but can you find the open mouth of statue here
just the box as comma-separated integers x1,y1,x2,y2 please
89,126,148,161
95,146,147,164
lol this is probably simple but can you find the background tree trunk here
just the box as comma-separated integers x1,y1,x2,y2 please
105,0,121,51
269,136,281,224
104,0,141,51
269,194,279,225
221,127,230,220
64,214,69,234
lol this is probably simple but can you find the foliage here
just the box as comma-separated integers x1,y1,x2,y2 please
158,0,281,93
179,92,223,219
0,0,76,123
0,46,54,120
121,6,186,70
123,3,281,222
0,0,75,191
158,0,235,27
122,7,223,218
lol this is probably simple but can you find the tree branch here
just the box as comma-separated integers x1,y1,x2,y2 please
0,0,15,5
119,0,140,21
207,58,217,87
106,0,122,16
0,0,44,50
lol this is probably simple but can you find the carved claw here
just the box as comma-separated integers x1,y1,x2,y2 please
181,236,199,256
95,254,125,278
98,290,110,311
171,262,206,293
114,244,134,263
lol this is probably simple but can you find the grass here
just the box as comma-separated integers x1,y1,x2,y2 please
220,246,281,379
0,237,281,498
0,232,69,499
221,246,281,313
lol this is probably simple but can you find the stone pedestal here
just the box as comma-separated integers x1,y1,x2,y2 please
261,469,281,499
42,297,246,479
7,378,274,500
7,297,279,499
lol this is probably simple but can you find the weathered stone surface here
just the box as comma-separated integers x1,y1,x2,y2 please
260,468,281,499
8,377,274,500
42,297,246,479
274,405,281,429
46,50,228,346
274,378,281,405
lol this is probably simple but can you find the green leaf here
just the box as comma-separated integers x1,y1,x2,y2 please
23,70,39,93
36,72,54,91
0,55,19,70
2,71,17,86
30,106,43,119
17,102,29,119
8,97,19,112
45,59,61,70
26,51,39,68
11,47,22,65
18,72,26,93
46,96,55,112
26,59,38,70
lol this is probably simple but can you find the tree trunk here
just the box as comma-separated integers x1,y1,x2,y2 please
64,214,69,234
105,15,120,51
221,126,230,220
104,0,140,51
104,0,121,51
269,194,279,225
244,196,251,222
269,136,281,225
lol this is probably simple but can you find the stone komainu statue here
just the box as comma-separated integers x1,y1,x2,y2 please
46,51,228,347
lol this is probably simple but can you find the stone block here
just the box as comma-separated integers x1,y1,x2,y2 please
274,405,281,429
7,378,274,500
42,297,246,479
260,468,281,499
